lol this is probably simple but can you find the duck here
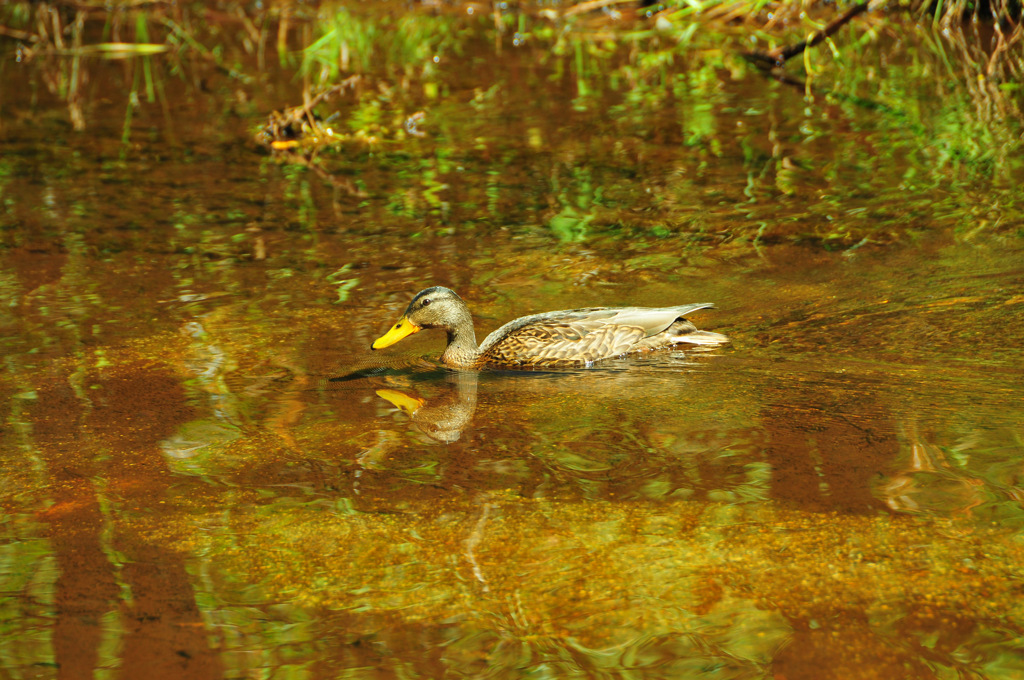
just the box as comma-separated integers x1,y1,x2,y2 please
371,286,727,369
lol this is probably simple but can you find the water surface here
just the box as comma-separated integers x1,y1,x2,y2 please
1,4,1023,678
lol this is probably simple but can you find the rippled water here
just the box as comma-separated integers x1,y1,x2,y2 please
2,4,1024,679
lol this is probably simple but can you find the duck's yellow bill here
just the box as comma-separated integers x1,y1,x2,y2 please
371,317,421,349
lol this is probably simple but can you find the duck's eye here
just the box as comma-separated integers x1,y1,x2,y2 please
421,298,432,307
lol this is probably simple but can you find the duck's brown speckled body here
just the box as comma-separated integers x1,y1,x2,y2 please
371,286,727,369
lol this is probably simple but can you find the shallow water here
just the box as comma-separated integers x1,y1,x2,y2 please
1,3,1024,679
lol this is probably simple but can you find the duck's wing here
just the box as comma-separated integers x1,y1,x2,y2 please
598,303,716,337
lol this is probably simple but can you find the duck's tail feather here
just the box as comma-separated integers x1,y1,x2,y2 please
672,330,729,345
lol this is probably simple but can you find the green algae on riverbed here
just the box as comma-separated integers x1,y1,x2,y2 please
133,495,1024,677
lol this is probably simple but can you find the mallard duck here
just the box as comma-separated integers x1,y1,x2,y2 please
371,286,727,369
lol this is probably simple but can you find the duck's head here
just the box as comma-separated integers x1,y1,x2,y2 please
371,286,472,350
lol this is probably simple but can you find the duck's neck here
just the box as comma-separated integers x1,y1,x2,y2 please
434,300,480,368
440,322,480,368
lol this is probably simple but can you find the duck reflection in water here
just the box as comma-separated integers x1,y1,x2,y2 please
376,369,479,443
